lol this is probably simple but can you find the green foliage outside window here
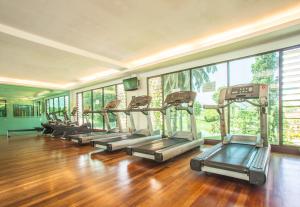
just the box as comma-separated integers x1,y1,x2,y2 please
163,70,191,134
149,52,280,144
104,85,117,129
92,89,104,129
230,52,279,144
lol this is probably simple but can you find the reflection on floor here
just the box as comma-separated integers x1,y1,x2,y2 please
0,136,299,207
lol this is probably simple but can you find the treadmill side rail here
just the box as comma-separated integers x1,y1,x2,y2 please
132,152,155,160
249,145,271,185
109,135,162,151
74,132,130,145
155,139,201,162
202,166,249,181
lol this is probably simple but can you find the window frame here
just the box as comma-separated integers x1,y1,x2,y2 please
147,43,300,147
45,95,70,118
76,83,126,130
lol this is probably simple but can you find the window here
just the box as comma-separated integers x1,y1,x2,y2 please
46,100,49,113
192,63,227,140
104,85,117,129
92,89,104,129
13,104,34,117
49,99,54,113
53,98,59,113
0,100,7,117
82,91,92,126
59,96,65,114
117,84,127,129
163,70,191,134
46,95,69,116
76,84,127,130
77,93,83,125
148,77,163,132
65,96,69,113
229,52,279,144
34,101,42,116
147,49,290,145
282,48,300,146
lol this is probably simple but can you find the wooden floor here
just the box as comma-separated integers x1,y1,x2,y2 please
0,136,299,207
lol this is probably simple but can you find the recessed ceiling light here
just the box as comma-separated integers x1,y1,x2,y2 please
0,76,76,89
0,76,63,89
36,90,51,97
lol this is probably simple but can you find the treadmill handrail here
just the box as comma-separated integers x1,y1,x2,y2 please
204,84,269,147
203,105,220,110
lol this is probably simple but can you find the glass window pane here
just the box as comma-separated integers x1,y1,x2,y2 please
192,63,227,140
77,93,83,125
46,100,49,113
117,84,127,130
83,91,92,111
163,70,191,133
59,96,65,115
82,91,92,125
104,85,117,129
148,77,163,132
53,98,59,113
282,47,300,146
65,96,69,113
229,52,279,144
49,99,54,113
92,89,104,129
33,101,40,116
104,86,116,104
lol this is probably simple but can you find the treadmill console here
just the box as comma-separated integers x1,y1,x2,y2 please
105,100,121,109
129,95,152,109
83,109,92,114
71,107,78,116
225,84,267,100
164,91,196,106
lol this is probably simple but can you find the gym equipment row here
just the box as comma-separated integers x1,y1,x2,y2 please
41,83,271,185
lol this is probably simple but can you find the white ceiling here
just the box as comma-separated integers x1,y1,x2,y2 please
0,0,300,89
0,32,114,84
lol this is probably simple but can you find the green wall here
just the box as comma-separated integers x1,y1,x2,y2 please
0,98,45,135
0,85,70,135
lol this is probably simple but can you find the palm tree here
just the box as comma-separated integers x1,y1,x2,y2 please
162,66,217,133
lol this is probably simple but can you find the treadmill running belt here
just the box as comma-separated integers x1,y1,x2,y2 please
207,143,256,168
94,134,145,144
134,138,188,155
70,132,105,139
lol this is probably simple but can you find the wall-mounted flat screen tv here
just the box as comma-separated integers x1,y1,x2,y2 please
123,77,139,91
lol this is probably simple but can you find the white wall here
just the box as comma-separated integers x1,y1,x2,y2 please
70,33,300,130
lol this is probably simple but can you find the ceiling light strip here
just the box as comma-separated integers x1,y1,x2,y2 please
128,5,300,68
0,23,127,68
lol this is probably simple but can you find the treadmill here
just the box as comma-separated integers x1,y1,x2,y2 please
69,100,130,145
190,84,271,185
127,91,203,162
90,95,161,153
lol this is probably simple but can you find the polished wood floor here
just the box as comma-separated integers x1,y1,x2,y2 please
0,135,299,207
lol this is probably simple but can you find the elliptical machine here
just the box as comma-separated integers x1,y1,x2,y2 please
60,108,92,139
41,113,55,135
50,107,91,138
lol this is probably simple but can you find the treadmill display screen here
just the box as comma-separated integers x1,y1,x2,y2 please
231,86,253,95
227,85,260,100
